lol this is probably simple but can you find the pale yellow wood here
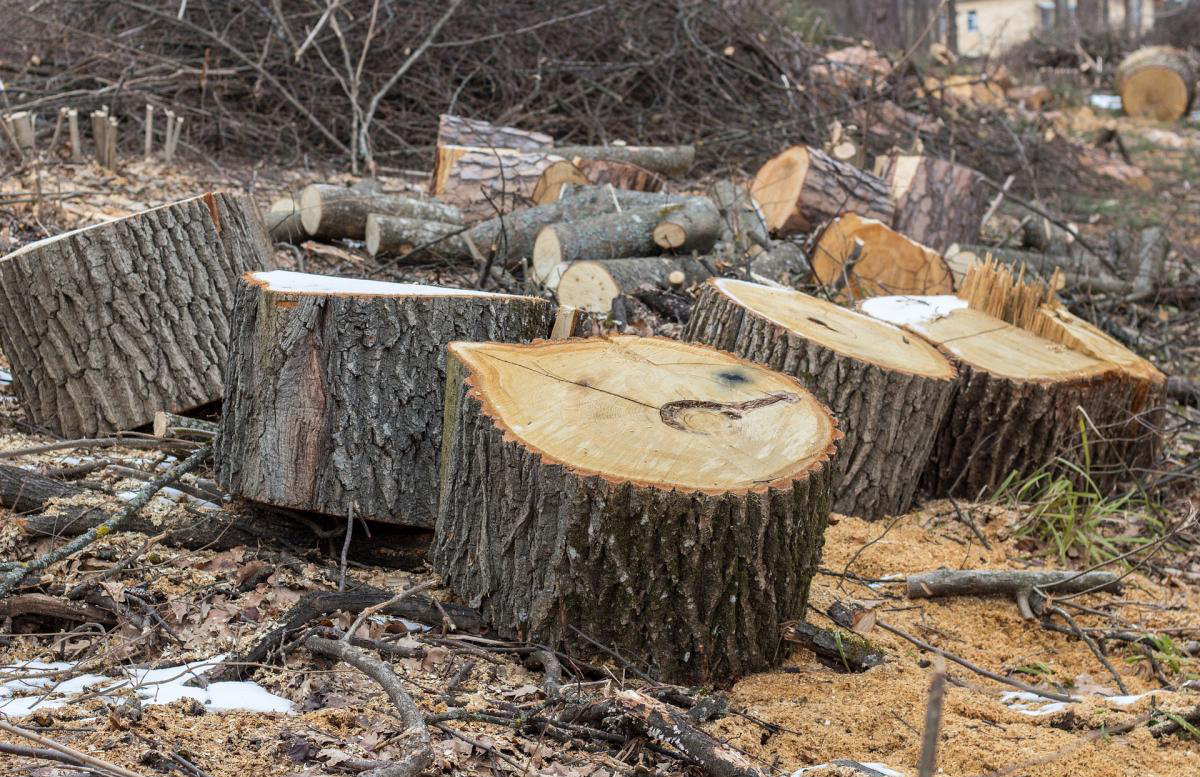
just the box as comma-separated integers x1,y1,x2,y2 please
749,146,809,233
812,213,953,298
450,336,838,493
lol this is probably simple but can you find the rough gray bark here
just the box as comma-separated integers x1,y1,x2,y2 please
437,113,554,151
299,184,464,240
531,206,666,286
747,242,810,286
652,198,722,252
557,257,712,313
0,191,272,438
266,197,306,243
430,146,567,221
216,275,554,526
709,180,771,254
873,155,987,251
906,569,1122,599
550,145,695,177
432,340,837,684
684,281,956,519
365,215,465,258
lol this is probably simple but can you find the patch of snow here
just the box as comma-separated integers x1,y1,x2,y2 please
0,656,292,716
860,295,966,327
999,690,1073,716
793,762,903,777
1105,691,1156,706
252,270,506,298
0,368,11,384
1089,93,1122,112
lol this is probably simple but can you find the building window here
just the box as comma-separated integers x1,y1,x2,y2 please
966,10,979,31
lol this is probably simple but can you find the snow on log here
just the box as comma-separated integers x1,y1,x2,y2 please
216,271,553,527
750,145,894,236
298,184,464,240
0,192,272,437
1116,46,1196,121
432,335,839,684
686,278,957,518
811,213,953,298
556,257,711,313
873,155,988,251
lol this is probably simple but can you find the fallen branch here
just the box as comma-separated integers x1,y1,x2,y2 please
905,569,1122,599
782,621,885,672
0,592,117,624
0,719,145,777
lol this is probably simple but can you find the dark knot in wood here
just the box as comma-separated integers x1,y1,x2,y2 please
658,391,800,433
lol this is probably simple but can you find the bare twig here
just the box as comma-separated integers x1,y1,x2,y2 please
0,719,145,777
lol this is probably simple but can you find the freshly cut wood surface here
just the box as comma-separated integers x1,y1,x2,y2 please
0,191,271,437
531,160,589,204
217,270,553,527
811,213,953,298
686,278,956,518
266,196,305,243
556,256,710,313
430,145,566,221
873,155,987,250
861,295,1120,498
532,158,665,204
1116,46,1196,121
436,113,554,151
652,197,721,251
299,184,464,240
432,335,838,683
750,145,894,236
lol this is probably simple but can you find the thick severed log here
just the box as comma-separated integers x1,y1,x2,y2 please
298,184,464,241
265,197,306,243
685,279,957,519
531,206,665,287
556,257,712,313
652,197,722,252
550,144,695,177
873,155,988,251
1116,46,1196,121
436,113,554,151
216,271,553,526
906,569,1122,599
750,145,894,236
433,336,840,684
364,215,465,258
810,213,953,298
0,192,271,438
430,146,567,221
532,158,665,205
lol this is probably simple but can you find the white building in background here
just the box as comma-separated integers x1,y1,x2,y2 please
955,0,1155,56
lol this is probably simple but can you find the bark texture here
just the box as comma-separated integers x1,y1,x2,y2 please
432,340,837,685
436,113,554,151
365,215,465,258
266,197,306,243
905,569,1121,599
685,282,956,518
557,257,711,313
532,158,665,205
550,145,694,177
430,146,567,221
0,191,271,438
216,276,553,526
653,197,722,251
751,145,895,236
874,155,987,251
299,184,464,240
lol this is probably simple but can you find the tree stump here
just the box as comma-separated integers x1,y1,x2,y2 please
686,278,957,518
556,257,711,313
0,192,271,438
873,155,988,251
298,184,464,241
216,271,553,527
810,213,953,299
1117,46,1196,121
750,145,894,236
432,335,839,684
860,295,1121,499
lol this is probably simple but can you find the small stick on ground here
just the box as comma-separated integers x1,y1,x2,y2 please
0,719,146,777
1047,603,1129,694
917,659,946,777
340,579,440,642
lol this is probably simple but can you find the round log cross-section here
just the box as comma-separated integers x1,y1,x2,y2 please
0,191,271,437
685,278,957,519
216,271,553,527
432,335,840,685
861,296,1121,499
1116,46,1196,122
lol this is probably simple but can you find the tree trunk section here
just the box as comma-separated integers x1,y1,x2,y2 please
365,215,465,259
533,158,665,205
266,197,306,244
685,278,957,518
432,336,839,684
873,155,988,251
531,204,687,287
653,197,722,252
1117,46,1196,121
216,270,553,526
861,297,1123,498
751,145,895,236
549,145,694,177
557,257,712,313
0,192,271,438
811,213,953,299
430,146,567,222
437,113,553,151
299,184,464,241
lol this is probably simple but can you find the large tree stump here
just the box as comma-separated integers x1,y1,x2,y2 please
750,145,894,236
1117,46,1196,121
298,184,464,241
436,114,554,151
556,257,711,313
0,192,271,438
216,271,553,527
432,335,839,684
686,279,957,518
860,295,1121,499
810,213,953,299
430,146,567,221
873,155,988,251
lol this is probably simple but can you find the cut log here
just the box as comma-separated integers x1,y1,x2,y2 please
1116,46,1196,121
810,213,953,299
436,113,554,151
364,215,465,259
298,184,464,241
532,158,665,205
709,180,770,255
432,335,840,683
265,197,306,243
685,279,956,518
751,145,895,236
747,241,810,286
905,569,1121,599
652,197,722,252
0,192,271,438
873,155,988,251
216,271,553,527
430,145,566,221
556,257,711,313
531,160,589,205
550,144,694,177
860,295,1121,498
